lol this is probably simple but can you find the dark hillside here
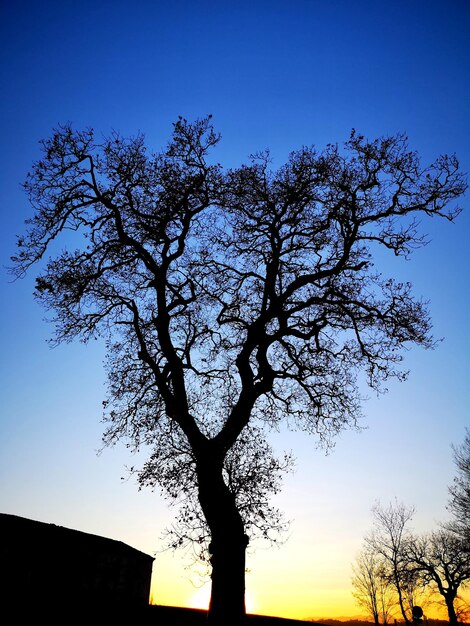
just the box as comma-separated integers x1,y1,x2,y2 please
147,605,318,624
318,617,469,626
22,604,321,624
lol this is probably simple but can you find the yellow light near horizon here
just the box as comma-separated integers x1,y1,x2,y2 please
151,540,470,622
150,543,358,620
253,584,360,621
189,583,257,614
188,584,210,610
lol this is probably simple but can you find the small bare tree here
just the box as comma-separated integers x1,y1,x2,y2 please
366,501,418,625
447,429,470,547
352,546,395,624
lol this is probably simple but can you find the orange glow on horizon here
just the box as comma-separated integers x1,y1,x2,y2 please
150,550,364,620
150,548,470,621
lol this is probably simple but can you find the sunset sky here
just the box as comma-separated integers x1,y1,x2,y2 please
1,1,469,620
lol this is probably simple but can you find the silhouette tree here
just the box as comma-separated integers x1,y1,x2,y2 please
366,502,419,625
12,117,466,624
447,429,470,547
407,529,470,625
352,546,394,625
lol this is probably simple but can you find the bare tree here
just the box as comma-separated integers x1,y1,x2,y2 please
12,117,466,624
366,501,418,624
447,429,470,547
352,546,394,624
408,530,470,625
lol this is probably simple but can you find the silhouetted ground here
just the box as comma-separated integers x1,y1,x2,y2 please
21,605,469,625
27,604,319,624
317,620,469,626
141,609,469,626
147,605,317,624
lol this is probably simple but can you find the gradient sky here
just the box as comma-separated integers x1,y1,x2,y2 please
1,0,469,620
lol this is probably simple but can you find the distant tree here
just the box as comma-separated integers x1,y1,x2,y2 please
407,529,470,625
352,546,394,625
447,429,470,546
366,501,418,625
12,117,466,625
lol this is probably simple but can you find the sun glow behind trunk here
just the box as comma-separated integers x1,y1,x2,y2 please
190,583,257,614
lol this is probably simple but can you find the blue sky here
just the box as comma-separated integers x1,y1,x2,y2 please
1,0,469,618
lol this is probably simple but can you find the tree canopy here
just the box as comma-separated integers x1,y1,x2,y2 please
12,117,466,623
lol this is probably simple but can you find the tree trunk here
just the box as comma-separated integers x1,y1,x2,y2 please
394,575,410,626
197,453,248,626
445,593,458,626
208,528,248,625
